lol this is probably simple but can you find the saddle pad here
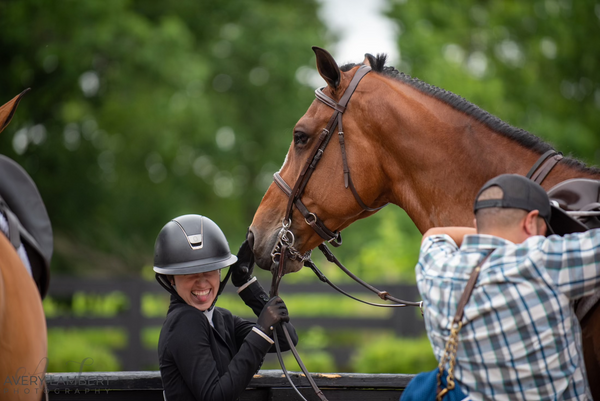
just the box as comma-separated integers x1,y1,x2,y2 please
0,154,52,297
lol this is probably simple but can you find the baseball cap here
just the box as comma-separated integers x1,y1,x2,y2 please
473,174,588,235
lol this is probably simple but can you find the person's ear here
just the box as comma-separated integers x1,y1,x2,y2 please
523,210,541,236
473,218,477,229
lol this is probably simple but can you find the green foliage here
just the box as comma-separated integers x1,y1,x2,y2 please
47,328,126,372
278,350,336,373
141,292,170,318
351,334,437,374
140,289,394,319
72,291,129,317
352,207,421,282
141,326,161,351
0,0,325,275
44,291,128,317
261,326,337,372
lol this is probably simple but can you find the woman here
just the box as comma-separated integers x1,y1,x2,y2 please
154,214,297,401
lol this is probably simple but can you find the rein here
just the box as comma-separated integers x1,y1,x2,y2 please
270,244,329,401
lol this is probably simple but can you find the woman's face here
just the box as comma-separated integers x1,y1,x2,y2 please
172,270,220,311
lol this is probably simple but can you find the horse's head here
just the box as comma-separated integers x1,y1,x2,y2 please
249,48,390,274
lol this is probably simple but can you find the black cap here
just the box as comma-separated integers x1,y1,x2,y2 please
474,174,551,218
473,174,589,235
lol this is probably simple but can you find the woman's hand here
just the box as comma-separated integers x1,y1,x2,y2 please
231,239,255,286
256,296,289,335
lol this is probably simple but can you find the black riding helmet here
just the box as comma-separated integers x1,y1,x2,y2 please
153,214,237,305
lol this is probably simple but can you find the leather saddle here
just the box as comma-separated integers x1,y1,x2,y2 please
548,178,600,232
0,90,52,299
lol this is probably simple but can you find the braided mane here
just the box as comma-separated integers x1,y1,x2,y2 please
340,54,599,175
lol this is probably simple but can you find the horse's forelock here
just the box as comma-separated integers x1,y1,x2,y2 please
340,53,387,73
372,54,387,72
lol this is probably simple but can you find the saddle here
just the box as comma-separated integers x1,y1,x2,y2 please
547,178,600,320
0,90,52,299
0,156,52,298
548,179,600,231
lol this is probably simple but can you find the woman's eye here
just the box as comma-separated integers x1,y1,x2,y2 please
294,132,309,146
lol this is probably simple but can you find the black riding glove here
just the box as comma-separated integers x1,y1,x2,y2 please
256,296,289,336
231,239,255,287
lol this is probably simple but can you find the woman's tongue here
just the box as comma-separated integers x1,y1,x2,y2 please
192,289,211,303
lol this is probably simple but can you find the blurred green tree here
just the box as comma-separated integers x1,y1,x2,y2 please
0,0,326,274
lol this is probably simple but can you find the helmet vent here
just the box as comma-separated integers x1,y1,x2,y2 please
187,234,203,249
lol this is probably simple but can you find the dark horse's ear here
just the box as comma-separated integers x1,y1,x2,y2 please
312,46,340,89
363,53,377,68
0,88,30,134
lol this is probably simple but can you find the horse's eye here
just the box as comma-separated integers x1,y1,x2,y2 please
294,132,309,146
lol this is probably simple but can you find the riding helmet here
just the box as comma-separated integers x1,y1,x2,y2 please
153,214,237,275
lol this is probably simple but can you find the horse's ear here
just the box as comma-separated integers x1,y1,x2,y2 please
0,89,30,134
363,53,377,68
312,46,340,89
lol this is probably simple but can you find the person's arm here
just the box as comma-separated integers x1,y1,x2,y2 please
232,240,298,351
540,229,600,300
236,280,299,352
422,227,476,247
166,309,272,401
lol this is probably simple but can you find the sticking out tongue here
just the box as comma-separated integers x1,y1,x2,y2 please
193,289,211,304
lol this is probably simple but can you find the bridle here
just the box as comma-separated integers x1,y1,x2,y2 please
271,64,421,305
267,65,421,401
271,64,384,264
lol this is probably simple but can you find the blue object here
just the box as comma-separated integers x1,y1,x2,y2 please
401,368,470,401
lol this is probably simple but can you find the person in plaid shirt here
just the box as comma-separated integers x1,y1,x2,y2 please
416,174,600,400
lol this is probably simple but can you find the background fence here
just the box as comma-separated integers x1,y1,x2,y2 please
45,371,416,400
46,276,426,371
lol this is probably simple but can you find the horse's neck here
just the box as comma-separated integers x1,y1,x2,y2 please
373,79,599,233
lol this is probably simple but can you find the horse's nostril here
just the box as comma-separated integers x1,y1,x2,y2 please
246,229,255,251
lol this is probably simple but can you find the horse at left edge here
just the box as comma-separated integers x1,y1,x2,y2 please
0,90,53,401
248,47,600,399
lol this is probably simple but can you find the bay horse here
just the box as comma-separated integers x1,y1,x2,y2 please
0,91,49,401
248,47,600,398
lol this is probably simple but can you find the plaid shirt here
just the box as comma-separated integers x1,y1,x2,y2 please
417,231,600,400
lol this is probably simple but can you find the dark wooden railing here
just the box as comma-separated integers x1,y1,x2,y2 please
45,370,415,400
46,277,425,370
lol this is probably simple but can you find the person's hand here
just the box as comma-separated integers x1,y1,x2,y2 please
231,239,255,287
256,296,289,335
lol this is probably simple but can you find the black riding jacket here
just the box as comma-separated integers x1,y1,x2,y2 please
158,280,298,401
